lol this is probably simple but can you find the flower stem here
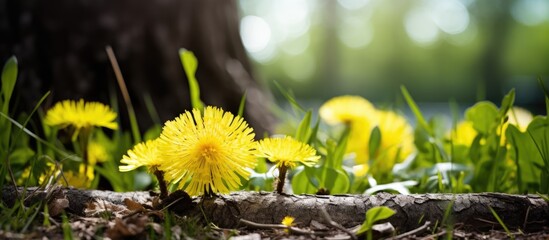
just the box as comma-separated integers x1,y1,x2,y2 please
153,169,169,199
276,165,288,194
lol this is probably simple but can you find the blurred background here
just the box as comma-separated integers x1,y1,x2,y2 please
238,0,549,113
1,0,548,134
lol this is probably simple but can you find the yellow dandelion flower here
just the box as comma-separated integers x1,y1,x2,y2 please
255,136,320,169
60,170,91,188
119,139,162,172
508,107,533,131
319,95,376,125
352,163,369,178
347,110,414,173
44,99,118,131
499,107,534,145
78,163,95,183
88,141,109,165
281,216,295,227
346,118,372,164
450,121,477,146
372,110,415,173
158,106,257,196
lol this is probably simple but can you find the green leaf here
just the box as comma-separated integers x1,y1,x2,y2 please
143,124,162,141
331,127,350,168
368,126,381,160
306,118,320,145
323,167,350,193
291,166,350,194
255,157,269,173
465,101,498,134
499,89,515,118
179,49,204,111
295,110,312,142
291,167,318,194
8,148,35,165
357,206,396,234
1,56,18,111
527,117,549,165
506,123,544,192
304,165,320,188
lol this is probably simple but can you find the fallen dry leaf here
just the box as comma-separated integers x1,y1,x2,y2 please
124,198,145,212
48,197,69,217
106,214,148,239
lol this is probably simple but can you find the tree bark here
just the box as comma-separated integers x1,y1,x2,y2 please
2,187,548,232
0,0,276,135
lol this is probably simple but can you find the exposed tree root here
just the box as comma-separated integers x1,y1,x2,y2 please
2,187,548,232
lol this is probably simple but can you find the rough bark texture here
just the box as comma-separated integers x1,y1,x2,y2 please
3,187,548,232
202,192,548,232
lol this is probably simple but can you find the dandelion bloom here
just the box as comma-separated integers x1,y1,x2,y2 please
61,170,91,188
119,139,162,172
158,106,256,196
255,136,320,169
281,216,295,227
352,163,369,178
499,107,533,144
44,99,118,131
371,110,414,173
319,95,376,125
449,121,477,146
88,141,109,165
346,118,373,164
319,95,377,165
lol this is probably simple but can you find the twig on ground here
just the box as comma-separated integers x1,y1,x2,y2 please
420,229,447,240
475,217,499,225
523,206,530,231
320,207,357,240
387,221,431,240
239,218,327,236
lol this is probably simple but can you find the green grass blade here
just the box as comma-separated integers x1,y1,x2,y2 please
538,77,549,99
537,193,549,202
1,56,18,112
306,118,320,145
62,213,74,240
537,77,549,117
0,112,80,162
144,92,162,125
489,206,513,239
179,48,204,111
400,85,431,134
238,91,247,117
442,198,455,225
273,80,305,113
9,91,50,153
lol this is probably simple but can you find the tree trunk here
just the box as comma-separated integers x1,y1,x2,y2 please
0,0,276,135
3,187,548,232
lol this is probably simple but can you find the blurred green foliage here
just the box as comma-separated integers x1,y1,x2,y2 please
239,0,549,104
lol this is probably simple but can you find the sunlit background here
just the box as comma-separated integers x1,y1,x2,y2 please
238,0,549,112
